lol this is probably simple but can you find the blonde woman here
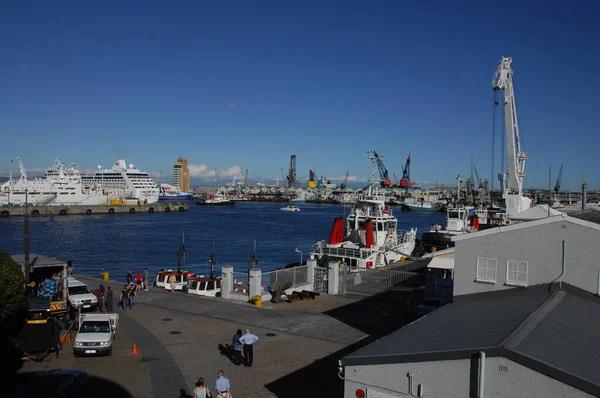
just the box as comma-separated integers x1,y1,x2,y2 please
168,274,177,293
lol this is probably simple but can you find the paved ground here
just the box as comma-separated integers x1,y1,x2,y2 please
16,274,382,398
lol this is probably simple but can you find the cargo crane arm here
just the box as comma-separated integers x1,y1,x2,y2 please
340,172,349,190
473,165,482,188
492,57,527,195
554,165,563,194
400,153,411,188
367,150,392,187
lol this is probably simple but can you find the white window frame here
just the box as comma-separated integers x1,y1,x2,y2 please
476,257,497,284
506,260,528,287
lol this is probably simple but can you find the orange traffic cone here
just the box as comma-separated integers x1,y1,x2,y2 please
131,344,138,355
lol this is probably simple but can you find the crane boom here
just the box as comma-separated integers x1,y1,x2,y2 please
473,165,482,188
367,150,392,187
400,153,411,188
492,57,532,215
554,165,563,194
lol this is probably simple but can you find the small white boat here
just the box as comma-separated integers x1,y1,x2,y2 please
187,276,222,297
281,204,300,212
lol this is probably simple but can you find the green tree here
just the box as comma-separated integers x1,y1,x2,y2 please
0,250,26,320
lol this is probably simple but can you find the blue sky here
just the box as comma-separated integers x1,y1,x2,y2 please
1,0,598,191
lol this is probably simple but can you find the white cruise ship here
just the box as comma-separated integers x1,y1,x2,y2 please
1,158,107,206
81,159,159,204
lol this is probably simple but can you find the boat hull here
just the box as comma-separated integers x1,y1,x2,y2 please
195,200,235,206
402,203,436,212
421,231,464,249
159,193,193,201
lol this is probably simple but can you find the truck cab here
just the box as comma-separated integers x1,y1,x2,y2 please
67,277,98,313
73,313,118,357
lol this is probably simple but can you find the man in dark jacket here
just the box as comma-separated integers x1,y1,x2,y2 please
92,287,104,313
105,286,114,313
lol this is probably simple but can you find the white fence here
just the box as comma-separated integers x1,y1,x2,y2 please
261,265,308,288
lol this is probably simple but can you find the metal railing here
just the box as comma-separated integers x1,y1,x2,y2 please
262,265,308,288
340,268,424,296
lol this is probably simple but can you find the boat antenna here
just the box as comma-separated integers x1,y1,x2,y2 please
208,239,216,279
176,233,187,273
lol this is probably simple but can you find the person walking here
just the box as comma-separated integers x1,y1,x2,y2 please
67,258,74,276
135,272,143,291
128,284,136,308
118,285,128,311
143,268,149,291
105,286,114,313
215,370,231,398
126,270,133,284
231,329,243,366
239,328,259,367
168,274,177,293
192,377,211,398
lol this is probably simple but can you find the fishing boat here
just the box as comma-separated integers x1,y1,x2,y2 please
187,252,221,297
158,184,193,201
402,199,436,213
281,204,300,212
309,153,417,269
154,269,195,291
421,206,475,250
154,237,195,291
195,193,235,206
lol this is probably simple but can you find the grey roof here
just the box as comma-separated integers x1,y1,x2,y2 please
511,204,561,220
10,254,67,267
342,284,600,397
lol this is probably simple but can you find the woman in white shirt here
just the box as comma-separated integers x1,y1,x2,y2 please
192,377,211,398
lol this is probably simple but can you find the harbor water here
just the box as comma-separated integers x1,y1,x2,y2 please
0,202,444,282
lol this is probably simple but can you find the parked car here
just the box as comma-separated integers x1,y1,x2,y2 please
416,297,451,316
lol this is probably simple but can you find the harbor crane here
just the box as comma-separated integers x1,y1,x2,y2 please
554,165,563,195
492,57,533,216
399,153,411,188
12,157,27,181
285,155,298,189
367,150,392,187
339,172,349,190
473,165,482,188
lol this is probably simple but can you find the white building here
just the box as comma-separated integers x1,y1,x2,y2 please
452,213,600,296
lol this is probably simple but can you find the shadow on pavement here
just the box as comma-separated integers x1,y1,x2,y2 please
13,373,134,398
218,343,235,365
266,288,424,397
323,289,424,336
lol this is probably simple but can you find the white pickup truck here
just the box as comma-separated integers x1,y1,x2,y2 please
73,313,119,357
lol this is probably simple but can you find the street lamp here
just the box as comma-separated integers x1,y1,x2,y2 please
295,248,303,265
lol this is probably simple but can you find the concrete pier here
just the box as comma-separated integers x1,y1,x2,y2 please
0,203,189,217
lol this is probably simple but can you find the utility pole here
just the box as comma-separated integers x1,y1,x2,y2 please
247,240,257,297
24,188,30,283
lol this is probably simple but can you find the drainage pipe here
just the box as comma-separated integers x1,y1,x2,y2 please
478,351,486,398
548,240,566,292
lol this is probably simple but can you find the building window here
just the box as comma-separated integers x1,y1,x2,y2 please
506,260,528,287
476,257,497,284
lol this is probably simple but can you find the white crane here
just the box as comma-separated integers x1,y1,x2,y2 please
492,57,533,216
11,157,27,181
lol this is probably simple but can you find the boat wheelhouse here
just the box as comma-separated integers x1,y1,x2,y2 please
154,270,195,291
187,276,222,297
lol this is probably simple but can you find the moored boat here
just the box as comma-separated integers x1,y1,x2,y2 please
1,157,107,206
281,204,300,212
310,152,417,269
154,269,196,291
421,206,475,250
195,194,235,206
